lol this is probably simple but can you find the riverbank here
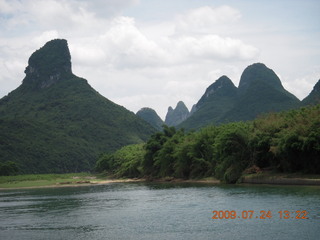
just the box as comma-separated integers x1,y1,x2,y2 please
0,174,221,190
240,172,320,186
0,179,146,190
1,172,320,190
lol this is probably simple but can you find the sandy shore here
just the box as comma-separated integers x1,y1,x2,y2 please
0,178,146,191
0,177,221,191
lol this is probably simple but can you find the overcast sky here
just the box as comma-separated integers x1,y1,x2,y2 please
1,0,319,119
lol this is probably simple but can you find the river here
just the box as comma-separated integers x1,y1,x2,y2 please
0,182,319,240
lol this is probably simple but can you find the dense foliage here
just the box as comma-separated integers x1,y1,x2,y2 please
0,75,155,174
96,105,320,183
95,144,145,178
0,161,19,176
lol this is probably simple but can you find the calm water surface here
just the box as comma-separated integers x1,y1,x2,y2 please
0,183,319,240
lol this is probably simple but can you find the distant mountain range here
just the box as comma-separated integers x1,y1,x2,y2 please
164,63,319,130
0,39,156,173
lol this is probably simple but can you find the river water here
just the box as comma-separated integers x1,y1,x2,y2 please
0,182,319,240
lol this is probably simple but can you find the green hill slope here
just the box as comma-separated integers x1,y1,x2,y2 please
179,76,237,130
179,63,300,130
224,63,300,122
136,107,164,130
0,39,155,174
302,79,320,106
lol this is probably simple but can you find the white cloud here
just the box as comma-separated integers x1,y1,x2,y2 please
171,35,259,61
175,5,241,34
282,68,320,100
0,0,260,118
76,0,140,17
98,17,168,69
0,0,20,14
32,30,60,46
0,0,318,119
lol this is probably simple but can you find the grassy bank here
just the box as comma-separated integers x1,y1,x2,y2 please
1,172,319,190
0,173,220,190
0,173,106,189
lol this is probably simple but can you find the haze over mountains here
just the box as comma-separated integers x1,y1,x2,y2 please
0,39,155,173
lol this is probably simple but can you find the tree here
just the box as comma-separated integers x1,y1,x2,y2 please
214,122,251,183
0,161,19,176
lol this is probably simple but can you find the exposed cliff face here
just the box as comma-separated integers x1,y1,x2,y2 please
23,39,72,89
165,101,190,126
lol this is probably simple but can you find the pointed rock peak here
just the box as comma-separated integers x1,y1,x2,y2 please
136,107,164,130
238,63,283,93
137,107,161,118
23,39,72,89
176,101,188,110
204,75,236,97
165,101,190,126
138,107,154,112
167,106,174,114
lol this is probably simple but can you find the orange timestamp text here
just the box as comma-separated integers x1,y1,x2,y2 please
212,210,309,220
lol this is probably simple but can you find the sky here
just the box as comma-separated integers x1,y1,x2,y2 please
0,0,319,119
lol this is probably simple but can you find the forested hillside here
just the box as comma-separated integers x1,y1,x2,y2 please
96,104,320,183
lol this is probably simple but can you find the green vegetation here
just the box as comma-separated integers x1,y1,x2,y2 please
136,107,164,130
0,75,155,173
1,39,318,179
0,161,19,176
0,172,101,189
179,76,237,130
96,105,320,183
95,144,145,178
